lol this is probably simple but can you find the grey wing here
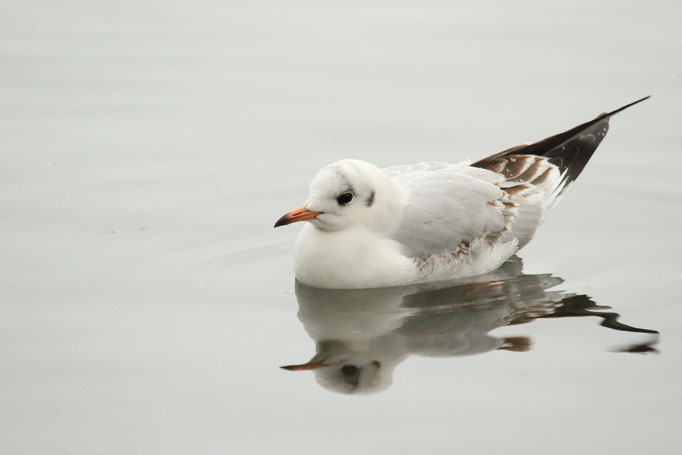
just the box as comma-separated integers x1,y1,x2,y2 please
386,156,563,257
386,97,648,259
385,163,516,257
474,154,561,248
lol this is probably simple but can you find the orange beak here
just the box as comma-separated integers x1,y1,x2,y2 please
274,205,324,228
280,361,326,371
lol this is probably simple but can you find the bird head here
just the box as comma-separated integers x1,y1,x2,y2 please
274,159,404,233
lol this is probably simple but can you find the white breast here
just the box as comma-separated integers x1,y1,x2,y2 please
294,224,415,289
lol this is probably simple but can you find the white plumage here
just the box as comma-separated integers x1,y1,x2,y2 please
274,98,648,289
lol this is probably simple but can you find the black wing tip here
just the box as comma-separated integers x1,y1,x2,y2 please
628,94,651,105
598,95,651,121
624,95,651,106
472,96,651,169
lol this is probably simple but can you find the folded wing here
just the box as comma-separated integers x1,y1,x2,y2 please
386,97,649,258
385,163,513,257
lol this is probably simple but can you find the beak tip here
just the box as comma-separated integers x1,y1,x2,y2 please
274,206,323,228
273,215,289,228
280,361,325,371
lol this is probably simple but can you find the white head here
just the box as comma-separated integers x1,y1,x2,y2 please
274,159,404,233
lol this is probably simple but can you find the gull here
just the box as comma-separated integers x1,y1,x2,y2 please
274,97,649,289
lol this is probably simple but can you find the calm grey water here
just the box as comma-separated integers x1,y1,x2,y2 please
2,1,681,453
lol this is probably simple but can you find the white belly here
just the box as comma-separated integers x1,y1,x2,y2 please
293,225,520,289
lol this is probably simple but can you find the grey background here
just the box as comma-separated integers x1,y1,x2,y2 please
1,1,681,454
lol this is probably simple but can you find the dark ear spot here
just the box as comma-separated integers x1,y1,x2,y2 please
366,191,375,207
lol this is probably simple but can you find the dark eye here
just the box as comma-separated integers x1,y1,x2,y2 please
341,365,359,376
340,364,360,386
337,192,353,205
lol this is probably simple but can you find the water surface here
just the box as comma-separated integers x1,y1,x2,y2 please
1,1,681,454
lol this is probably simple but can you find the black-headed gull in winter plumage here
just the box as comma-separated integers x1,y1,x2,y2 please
274,97,649,289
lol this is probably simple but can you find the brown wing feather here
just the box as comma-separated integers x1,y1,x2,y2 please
473,96,650,195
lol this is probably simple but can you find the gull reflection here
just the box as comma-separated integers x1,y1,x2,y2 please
282,257,658,395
